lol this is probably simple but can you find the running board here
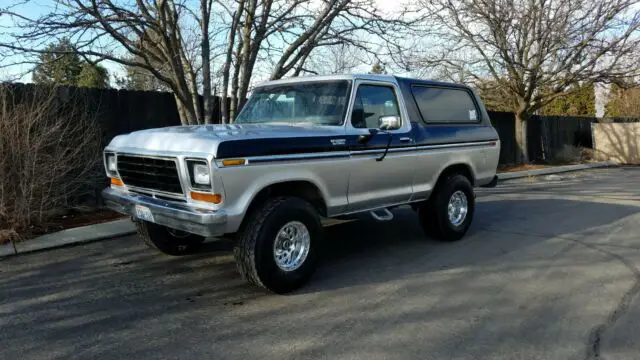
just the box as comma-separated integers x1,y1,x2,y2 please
370,208,394,221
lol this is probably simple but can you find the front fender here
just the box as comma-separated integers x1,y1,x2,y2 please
216,160,351,233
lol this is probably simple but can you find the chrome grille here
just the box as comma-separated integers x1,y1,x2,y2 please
117,155,183,195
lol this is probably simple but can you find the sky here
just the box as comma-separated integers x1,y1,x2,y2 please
0,0,610,115
0,0,402,83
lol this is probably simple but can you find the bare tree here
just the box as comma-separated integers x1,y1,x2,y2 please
199,0,215,123
303,44,365,75
3,0,411,125
218,0,407,123
406,0,640,163
1,0,218,125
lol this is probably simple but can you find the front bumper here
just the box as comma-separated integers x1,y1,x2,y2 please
102,187,227,237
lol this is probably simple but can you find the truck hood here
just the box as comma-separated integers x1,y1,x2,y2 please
106,123,347,156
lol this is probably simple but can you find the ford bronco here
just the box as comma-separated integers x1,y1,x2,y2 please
102,74,500,293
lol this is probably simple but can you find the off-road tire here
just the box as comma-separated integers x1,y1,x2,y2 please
418,174,475,241
136,221,205,256
233,197,322,294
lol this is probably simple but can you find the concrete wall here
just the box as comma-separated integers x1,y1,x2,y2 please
592,123,640,164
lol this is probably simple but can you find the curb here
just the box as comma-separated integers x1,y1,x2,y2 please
0,218,136,258
497,161,617,181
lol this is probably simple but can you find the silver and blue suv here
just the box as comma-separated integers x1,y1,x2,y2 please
102,74,500,293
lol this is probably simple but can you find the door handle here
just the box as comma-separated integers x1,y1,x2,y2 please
400,137,412,143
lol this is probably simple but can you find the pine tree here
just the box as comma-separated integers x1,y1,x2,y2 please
32,38,83,86
32,39,109,88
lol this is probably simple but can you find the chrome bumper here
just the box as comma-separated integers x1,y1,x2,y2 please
102,187,227,237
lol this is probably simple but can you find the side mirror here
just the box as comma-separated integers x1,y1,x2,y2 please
378,115,401,131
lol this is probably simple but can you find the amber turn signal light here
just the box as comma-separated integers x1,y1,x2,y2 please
221,158,246,166
190,192,222,204
111,177,124,187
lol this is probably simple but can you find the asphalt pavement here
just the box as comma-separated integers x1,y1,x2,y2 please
1,167,639,360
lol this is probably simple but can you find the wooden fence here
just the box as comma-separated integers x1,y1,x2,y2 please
490,111,597,164
4,83,639,166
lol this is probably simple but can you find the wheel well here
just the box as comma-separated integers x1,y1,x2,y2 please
435,164,475,189
412,164,475,211
246,181,328,218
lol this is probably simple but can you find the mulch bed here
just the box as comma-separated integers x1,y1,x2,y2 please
1,209,126,245
31,209,126,236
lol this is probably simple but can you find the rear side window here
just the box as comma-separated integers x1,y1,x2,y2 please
411,86,479,123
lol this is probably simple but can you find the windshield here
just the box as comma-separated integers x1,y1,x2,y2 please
235,80,351,126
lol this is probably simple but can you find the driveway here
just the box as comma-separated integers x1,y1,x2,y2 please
1,167,639,360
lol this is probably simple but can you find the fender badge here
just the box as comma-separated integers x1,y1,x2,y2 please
330,139,346,145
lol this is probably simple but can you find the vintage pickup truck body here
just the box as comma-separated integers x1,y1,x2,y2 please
103,74,500,292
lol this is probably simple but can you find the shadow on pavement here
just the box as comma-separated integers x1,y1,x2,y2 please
1,188,639,359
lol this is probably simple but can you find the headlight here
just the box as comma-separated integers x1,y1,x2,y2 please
193,164,210,185
107,155,117,172
187,160,211,190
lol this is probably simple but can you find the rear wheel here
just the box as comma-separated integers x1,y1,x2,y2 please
136,221,205,256
418,174,475,241
233,197,322,294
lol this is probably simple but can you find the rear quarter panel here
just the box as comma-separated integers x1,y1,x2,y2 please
397,79,500,196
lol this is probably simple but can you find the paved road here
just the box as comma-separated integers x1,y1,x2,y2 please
1,167,639,360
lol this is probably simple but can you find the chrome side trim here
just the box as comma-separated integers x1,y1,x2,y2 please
348,140,497,156
246,151,350,164
350,147,415,155
414,140,496,151
342,199,427,216
233,140,496,164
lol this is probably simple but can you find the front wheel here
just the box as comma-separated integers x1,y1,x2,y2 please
233,197,322,294
418,174,475,241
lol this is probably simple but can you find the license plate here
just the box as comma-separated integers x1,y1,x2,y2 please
135,205,154,222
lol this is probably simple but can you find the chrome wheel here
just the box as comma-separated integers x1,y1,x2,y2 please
273,221,311,272
447,190,468,226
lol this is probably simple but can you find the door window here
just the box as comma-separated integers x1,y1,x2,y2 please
351,85,401,129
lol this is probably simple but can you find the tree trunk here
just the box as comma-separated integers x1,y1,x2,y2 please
186,70,202,124
229,38,243,122
200,0,213,124
221,6,243,124
174,93,197,125
514,110,529,164
237,0,257,114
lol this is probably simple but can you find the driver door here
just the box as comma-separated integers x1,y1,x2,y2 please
346,82,416,212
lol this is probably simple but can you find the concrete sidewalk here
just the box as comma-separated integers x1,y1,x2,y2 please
0,161,618,258
0,218,135,258
497,160,616,180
